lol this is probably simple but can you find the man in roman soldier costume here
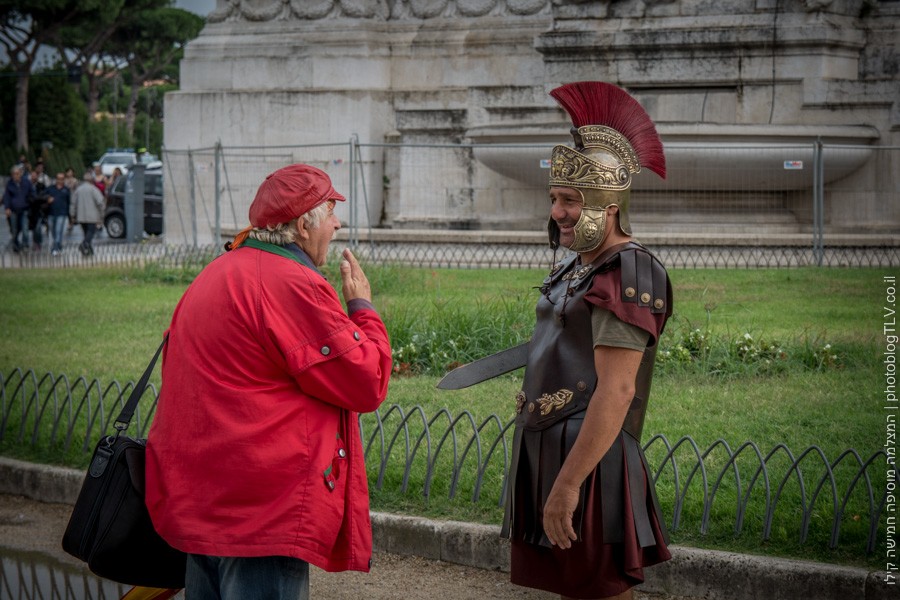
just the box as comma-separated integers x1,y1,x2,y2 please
503,81,673,599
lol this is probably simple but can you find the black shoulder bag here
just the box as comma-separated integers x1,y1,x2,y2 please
62,336,186,588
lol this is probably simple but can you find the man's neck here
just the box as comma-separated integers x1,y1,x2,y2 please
579,230,632,265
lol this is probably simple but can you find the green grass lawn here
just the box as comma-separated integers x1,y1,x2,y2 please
0,263,891,568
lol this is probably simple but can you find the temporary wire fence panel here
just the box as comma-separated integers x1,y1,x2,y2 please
161,144,352,246
2,141,893,268
157,141,898,258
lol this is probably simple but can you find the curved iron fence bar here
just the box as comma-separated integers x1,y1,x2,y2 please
654,435,709,531
761,443,802,541
375,404,409,489
827,448,871,549
642,433,672,486
0,369,34,443
102,381,130,436
699,438,742,535
15,370,43,443
370,404,414,490
47,373,72,448
65,377,104,453
732,441,771,537
0,369,20,439
642,434,684,526
419,408,454,498
31,371,60,446
0,370,12,437
701,439,744,535
471,415,514,504
361,407,388,474
445,411,480,500
767,444,828,544
382,405,429,493
796,446,840,546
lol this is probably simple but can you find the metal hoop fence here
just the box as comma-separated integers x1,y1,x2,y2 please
1,368,892,556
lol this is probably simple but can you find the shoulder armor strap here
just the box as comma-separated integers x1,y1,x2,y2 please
619,246,670,315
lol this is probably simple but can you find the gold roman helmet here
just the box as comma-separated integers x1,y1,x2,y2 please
548,82,666,253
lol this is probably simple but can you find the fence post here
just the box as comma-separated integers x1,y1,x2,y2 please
812,139,824,266
349,135,359,249
189,149,197,249
214,141,222,247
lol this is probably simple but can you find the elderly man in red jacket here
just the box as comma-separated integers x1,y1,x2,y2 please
146,164,392,599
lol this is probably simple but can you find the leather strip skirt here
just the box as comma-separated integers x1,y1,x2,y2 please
504,416,671,598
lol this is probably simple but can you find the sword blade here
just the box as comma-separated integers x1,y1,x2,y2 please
436,342,529,390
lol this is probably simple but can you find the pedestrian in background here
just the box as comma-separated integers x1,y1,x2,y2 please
3,165,34,253
64,167,78,234
63,167,78,194
109,166,123,192
45,172,71,256
28,162,51,252
70,172,104,257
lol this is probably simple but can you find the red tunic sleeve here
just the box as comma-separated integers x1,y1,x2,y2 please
584,269,669,346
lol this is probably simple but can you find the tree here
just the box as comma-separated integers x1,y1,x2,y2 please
28,68,87,152
0,0,105,151
52,0,169,121
108,7,203,137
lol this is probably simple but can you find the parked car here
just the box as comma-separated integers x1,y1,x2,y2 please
96,149,160,177
104,168,164,239
97,150,138,178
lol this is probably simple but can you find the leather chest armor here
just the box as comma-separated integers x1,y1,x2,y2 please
516,242,667,441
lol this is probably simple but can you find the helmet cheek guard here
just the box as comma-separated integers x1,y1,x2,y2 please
569,206,609,254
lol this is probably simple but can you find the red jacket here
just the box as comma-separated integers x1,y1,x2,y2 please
146,243,392,572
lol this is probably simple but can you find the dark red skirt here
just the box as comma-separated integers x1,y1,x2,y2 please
508,428,671,599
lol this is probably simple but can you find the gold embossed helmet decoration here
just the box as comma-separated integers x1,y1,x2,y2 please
548,82,667,253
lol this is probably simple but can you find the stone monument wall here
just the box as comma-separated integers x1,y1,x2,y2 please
163,0,899,242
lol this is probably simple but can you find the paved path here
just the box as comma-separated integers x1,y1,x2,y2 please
0,456,895,600
0,494,700,600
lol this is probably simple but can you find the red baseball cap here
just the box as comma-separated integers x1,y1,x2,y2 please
248,164,345,228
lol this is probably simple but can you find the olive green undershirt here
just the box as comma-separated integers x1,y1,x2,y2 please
591,307,650,351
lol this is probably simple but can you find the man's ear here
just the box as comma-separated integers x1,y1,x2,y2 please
295,218,310,240
607,204,621,227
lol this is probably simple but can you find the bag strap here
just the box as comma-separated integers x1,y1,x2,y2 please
113,334,168,435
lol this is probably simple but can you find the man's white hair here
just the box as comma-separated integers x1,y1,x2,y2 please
247,201,331,246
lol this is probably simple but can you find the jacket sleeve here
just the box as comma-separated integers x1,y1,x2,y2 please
260,263,392,414
292,305,392,414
